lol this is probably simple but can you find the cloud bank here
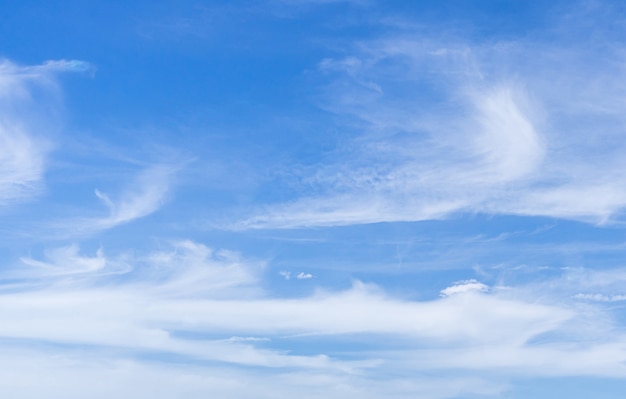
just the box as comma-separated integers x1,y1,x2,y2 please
1,242,626,398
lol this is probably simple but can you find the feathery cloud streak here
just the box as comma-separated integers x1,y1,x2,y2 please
0,59,91,206
49,163,180,237
238,19,626,228
92,164,176,229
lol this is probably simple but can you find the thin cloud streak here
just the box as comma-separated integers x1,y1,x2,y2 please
0,347,504,399
53,163,180,236
94,164,176,228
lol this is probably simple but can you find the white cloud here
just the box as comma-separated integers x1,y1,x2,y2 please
440,279,488,297
55,163,180,236
470,85,545,183
0,121,47,204
19,244,113,277
0,257,577,361
0,347,505,399
575,293,626,302
140,240,263,298
235,23,626,228
0,269,619,392
398,340,626,378
0,59,90,206
94,164,176,228
1,7,626,398
2,241,626,396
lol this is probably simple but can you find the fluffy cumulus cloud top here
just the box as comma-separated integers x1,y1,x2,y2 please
1,1,626,398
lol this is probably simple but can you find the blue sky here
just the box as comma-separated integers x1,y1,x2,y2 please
2,0,626,397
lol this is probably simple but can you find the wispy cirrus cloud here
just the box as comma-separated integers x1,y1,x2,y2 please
0,59,92,206
20,244,107,276
92,164,175,228
235,9,626,228
53,163,180,236
17,244,129,279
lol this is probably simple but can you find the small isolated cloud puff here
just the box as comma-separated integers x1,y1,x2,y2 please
279,271,313,281
440,279,488,297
